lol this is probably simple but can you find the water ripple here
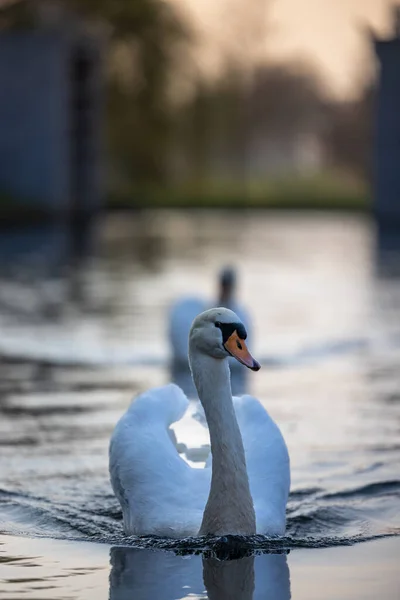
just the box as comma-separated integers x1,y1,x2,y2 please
1,479,399,554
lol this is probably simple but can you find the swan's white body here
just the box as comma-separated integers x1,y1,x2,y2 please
110,388,290,537
110,308,290,538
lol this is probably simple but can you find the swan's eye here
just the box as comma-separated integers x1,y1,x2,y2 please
236,340,242,350
215,321,221,328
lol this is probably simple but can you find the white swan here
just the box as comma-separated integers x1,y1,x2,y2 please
169,296,206,366
109,307,290,538
168,268,251,364
168,267,252,396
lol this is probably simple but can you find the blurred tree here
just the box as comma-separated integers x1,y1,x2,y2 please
0,0,373,194
174,62,329,183
248,65,327,134
324,85,375,183
0,0,191,188
171,68,246,183
68,0,191,186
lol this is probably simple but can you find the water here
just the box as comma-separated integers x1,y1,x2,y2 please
0,211,400,598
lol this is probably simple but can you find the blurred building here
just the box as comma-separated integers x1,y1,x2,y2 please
0,0,105,217
373,5,400,230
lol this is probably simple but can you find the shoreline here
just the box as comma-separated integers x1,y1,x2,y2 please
0,202,370,229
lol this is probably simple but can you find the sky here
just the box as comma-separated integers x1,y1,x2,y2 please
172,0,395,99
0,0,395,99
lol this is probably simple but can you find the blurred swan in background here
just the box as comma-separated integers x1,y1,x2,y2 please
169,267,251,396
109,308,290,538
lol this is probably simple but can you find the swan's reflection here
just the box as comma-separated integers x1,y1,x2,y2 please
203,555,255,600
109,545,290,600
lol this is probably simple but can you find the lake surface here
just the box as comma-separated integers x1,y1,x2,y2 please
0,210,399,599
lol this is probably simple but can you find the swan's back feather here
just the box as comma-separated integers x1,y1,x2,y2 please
125,383,189,427
109,384,209,537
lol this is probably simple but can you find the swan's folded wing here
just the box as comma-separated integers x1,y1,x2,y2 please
109,384,189,497
109,384,209,536
123,383,190,428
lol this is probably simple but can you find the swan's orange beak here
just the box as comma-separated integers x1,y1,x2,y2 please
224,331,261,371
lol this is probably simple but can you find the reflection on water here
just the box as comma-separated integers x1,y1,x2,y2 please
109,546,290,600
110,547,205,600
2,532,399,600
0,219,96,282
0,211,400,600
0,211,381,363
376,222,400,278
202,553,290,600
0,210,395,366
203,556,256,600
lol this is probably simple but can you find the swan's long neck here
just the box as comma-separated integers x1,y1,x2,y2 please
189,349,256,536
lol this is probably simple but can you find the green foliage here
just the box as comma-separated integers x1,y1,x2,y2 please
0,1,190,186
0,1,372,197
69,0,190,185
69,0,186,41
109,173,369,210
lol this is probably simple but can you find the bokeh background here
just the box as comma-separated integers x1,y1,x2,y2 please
1,4,400,599
0,0,395,213
0,0,399,360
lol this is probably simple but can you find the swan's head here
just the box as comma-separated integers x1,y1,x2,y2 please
189,308,260,371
